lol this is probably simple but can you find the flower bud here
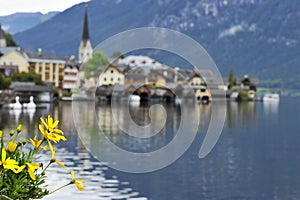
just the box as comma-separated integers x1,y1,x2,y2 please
22,138,28,145
9,130,15,136
17,124,23,133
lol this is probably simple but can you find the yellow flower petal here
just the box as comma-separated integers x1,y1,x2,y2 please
75,181,84,191
55,159,65,168
26,163,41,180
70,170,85,191
8,141,18,153
15,165,26,173
71,170,75,179
53,120,59,128
40,117,49,130
2,147,6,161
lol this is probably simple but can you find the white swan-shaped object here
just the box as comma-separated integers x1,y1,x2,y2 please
23,96,36,109
9,96,22,110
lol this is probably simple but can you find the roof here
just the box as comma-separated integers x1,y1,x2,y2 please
0,47,18,56
11,48,65,62
177,69,194,80
150,68,176,82
117,55,165,69
236,76,259,85
22,50,64,61
65,59,80,70
10,82,54,92
125,72,146,80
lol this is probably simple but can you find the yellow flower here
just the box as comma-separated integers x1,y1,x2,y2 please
17,124,22,133
26,163,42,180
0,148,22,173
39,116,66,144
29,136,47,150
39,124,66,143
70,170,85,191
40,115,64,135
39,115,66,159
7,141,18,153
0,130,2,138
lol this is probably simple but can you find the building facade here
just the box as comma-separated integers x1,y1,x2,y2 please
98,65,125,86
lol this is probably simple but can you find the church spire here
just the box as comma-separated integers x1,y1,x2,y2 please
78,4,93,63
82,5,90,43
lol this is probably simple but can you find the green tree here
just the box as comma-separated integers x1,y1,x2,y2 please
228,69,236,90
11,71,43,85
84,51,109,79
5,33,18,47
0,72,11,89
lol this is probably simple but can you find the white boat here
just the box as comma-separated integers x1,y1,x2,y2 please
263,93,280,102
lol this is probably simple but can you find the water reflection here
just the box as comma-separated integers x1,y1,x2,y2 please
1,98,300,200
263,100,279,115
227,101,257,130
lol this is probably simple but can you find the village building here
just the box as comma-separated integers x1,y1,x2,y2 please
0,48,66,90
62,57,81,92
98,64,125,86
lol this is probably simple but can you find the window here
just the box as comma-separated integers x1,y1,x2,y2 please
111,70,114,74
104,77,107,82
118,77,120,81
111,78,113,82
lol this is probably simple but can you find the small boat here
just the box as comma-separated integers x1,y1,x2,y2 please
263,93,280,102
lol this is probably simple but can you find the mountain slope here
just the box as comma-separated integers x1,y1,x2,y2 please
13,0,300,88
0,12,58,34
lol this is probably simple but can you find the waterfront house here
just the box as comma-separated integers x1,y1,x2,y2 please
27,49,65,90
194,85,212,102
0,48,66,91
98,64,125,86
147,70,168,87
232,75,259,100
125,67,147,85
188,72,206,86
0,48,30,72
62,57,81,93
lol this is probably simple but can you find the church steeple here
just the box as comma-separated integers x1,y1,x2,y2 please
78,4,93,63
82,6,90,43
0,24,7,48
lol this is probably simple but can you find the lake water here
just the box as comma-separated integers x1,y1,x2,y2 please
1,97,300,200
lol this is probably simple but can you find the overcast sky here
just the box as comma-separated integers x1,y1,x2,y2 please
0,0,88,16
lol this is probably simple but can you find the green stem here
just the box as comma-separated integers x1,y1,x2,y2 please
49,182,72,194
41,161,52,174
